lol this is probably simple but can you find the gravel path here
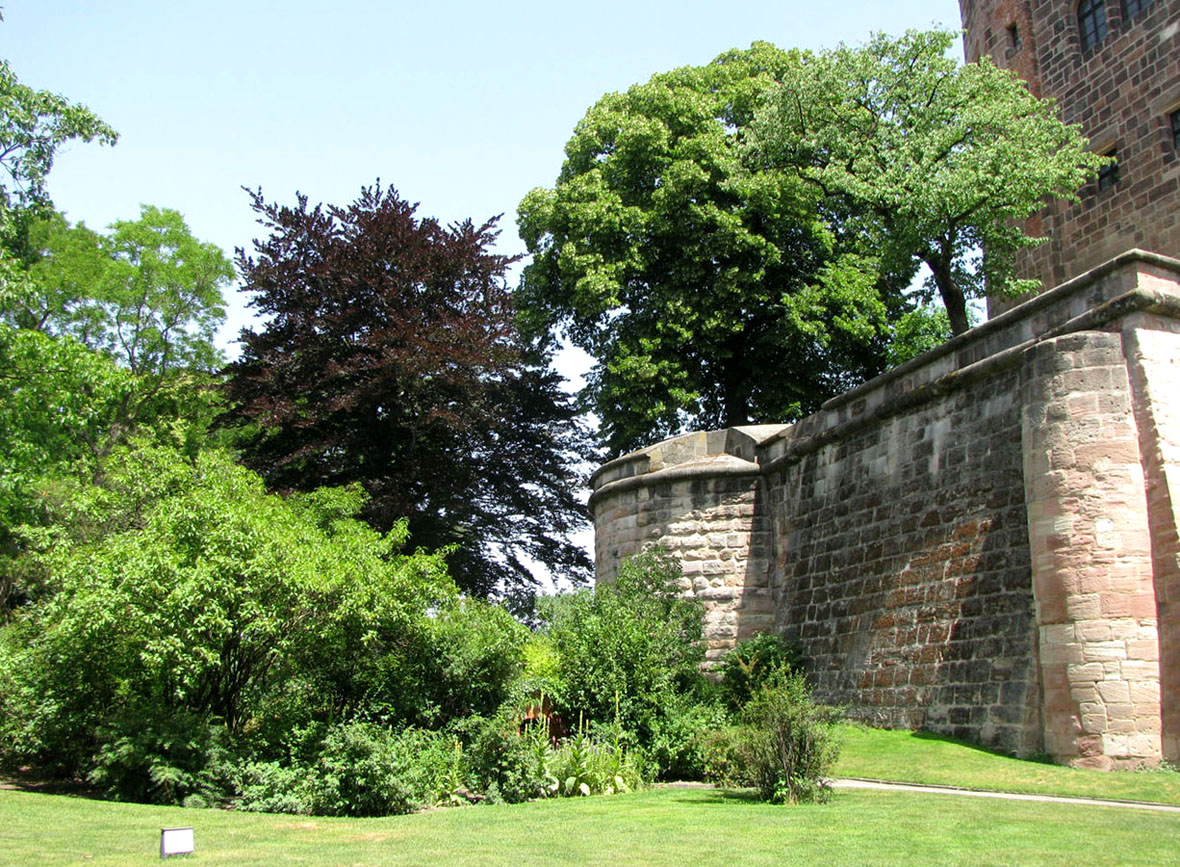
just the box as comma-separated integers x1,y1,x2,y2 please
833,778,1180,813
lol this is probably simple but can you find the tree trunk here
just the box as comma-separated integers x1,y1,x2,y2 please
930,258,970,336
721,364,752,428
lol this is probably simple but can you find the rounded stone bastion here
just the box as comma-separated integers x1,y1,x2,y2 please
588,425,788,663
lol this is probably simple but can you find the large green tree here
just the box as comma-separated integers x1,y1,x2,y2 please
0,52,116,303
749,29,1106,335
518,43,909,456
9,207,232,375
226,184,591,603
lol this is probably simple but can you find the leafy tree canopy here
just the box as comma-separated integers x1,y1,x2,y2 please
7,207,232,374
0,443,456,780
518,42,911,456
226,184,592,604
0,51,117,305
749,29,1106,335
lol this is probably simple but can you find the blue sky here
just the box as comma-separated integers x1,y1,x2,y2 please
4,0,963,358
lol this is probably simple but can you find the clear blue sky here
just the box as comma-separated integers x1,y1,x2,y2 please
3,1,963,355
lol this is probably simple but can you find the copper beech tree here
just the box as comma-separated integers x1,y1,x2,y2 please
225,185,591,603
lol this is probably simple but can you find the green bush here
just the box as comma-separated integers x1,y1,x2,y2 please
717,633,805,711
233,761,314,814
644,692,731,781
306,723,419,817
419,599,530,724
542,550,706,769
733,673,843,804
0,445,455,799
464,707,556,804
87,710,233,807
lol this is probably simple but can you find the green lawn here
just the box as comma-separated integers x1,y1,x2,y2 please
2,784,1178,866
5,726,1180,865
835,725,1180,805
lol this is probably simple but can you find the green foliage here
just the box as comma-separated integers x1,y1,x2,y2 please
0,443,455,801
88,710,233,807
717,633,805,712
465,707,558,804
0,52,115,319
642,691,731,782
750,29,1106,335
884,304,955,368
306,723,423,817
419,599,530,724
541,550,706,775
549,727,644,797
713,672,842,804
518,43,907,455
5,207,232,374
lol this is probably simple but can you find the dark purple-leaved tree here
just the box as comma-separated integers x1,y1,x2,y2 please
225,184,592,604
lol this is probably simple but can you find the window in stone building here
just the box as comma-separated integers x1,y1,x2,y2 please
1007,23,1022,51
1078,0,1109,52
1122,0,1154,22
1097,150,1120,191
1170,109,1180,151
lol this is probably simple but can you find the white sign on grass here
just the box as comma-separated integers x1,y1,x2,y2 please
160,827,194,858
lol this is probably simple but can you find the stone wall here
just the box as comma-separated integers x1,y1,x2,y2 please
590,250,1180,767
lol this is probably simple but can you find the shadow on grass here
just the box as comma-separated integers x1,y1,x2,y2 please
0,767,104,798
904,729,1053,763
669,788,763,805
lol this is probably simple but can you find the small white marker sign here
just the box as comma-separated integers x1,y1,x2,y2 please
160,827,194,858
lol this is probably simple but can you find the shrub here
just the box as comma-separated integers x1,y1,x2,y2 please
737,672,842,803
419,599,530,724
303,722,468,817
717,633,805,711
88,710,233,807
0,445,456,794
464,708,556,804
305,722,418,817
644,692,731,781
233,761,314,814
542,550,705,764
701,725,753,789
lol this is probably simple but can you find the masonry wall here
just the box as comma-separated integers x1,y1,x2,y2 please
961,0,1180,303
592,428,781,663
591,251,1180,766
761,368,1039,754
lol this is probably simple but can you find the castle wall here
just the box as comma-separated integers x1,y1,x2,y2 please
592,428,781,663
761,365,1039,755
591,250,1180,766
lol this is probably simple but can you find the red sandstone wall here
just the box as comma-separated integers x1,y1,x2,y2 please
1122,309,1180,761
592,253,1180,766
963,0,1180,304
763,367,1040,754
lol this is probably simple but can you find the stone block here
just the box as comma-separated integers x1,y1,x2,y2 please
1126,733,1162,759
1066,662,1105,682
1082,641,1129,663
1096,681,1131,704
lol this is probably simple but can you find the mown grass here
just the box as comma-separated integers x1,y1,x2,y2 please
2,783,1179,866
5,725,1180,865
835,725,1180,805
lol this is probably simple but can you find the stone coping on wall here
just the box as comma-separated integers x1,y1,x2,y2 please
589,249,1180,506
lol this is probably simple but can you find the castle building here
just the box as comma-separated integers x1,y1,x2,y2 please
959,0,1180,296
591,3,1180,768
